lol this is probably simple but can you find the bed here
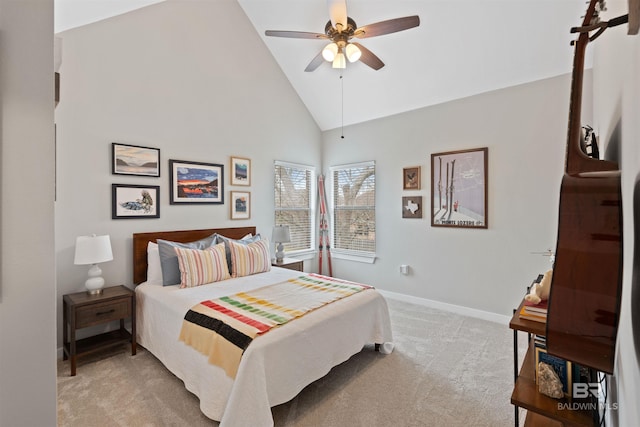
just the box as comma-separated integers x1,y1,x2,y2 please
132,227,393,427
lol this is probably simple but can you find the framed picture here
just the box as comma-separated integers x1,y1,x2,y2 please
169,160,224,204
402,196,423,219
430,147,488,229
230,191,251,220
230,156,251,186
112,143,160,177
403,166,421,190
112,184,160,219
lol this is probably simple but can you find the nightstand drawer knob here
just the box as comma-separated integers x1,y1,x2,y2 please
96,309,116,316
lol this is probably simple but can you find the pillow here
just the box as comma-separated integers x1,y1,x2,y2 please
157,234,218,286
228,238,271,278
217,233,262,272
146,242,163,285
174,243,230,288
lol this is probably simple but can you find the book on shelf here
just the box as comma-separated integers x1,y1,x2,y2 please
523,298,548,315
519,305,546,323
534,337,574,397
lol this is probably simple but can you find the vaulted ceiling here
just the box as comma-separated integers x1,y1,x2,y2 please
55,0,591,131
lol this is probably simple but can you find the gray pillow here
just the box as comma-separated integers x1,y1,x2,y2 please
157,234,219,286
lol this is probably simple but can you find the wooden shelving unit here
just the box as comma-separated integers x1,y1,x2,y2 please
510,298,598,427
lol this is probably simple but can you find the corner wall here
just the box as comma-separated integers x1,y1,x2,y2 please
0,0,58,425
592,1,640,423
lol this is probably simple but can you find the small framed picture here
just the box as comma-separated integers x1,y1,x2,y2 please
112,143,160,177
169,159,224,204
402,196,423,218
112,184,160,219
403,166,421,190
230,191,251,220
230,156,251,186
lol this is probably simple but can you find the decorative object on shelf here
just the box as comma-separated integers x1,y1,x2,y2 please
230,156,251,186
112,184,160,219
230,191,251,220
430,147,488,229
525,269,553,304
402,196,422,218
112,143,160,177
537,362,564,399
169,160,224,204
272,225,291,263
74,234,113,295
402,166,421,190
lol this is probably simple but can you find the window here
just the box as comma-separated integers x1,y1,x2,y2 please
330,161,376,262
274,161,316,255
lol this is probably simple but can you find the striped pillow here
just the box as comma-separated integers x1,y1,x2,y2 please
175,243,230,288
229,238,271,278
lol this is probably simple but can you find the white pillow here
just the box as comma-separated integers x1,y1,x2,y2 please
146,242,163,285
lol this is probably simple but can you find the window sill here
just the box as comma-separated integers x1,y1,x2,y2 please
329,250,376,264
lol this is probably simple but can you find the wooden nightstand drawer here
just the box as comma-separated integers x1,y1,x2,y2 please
76,299,130,329
272,257,303,272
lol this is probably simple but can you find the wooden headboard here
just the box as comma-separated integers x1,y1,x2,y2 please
132,226,256,285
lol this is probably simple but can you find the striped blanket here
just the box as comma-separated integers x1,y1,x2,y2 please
178,273,372,378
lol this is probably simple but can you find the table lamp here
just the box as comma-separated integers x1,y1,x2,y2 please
74,234,113,295
272,225,291,264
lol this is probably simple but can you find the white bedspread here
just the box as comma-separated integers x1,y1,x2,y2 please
136,267,393,427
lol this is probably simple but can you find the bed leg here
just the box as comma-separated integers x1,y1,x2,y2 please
374,343,380,352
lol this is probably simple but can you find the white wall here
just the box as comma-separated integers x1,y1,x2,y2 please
322,72,592,317
54,0,321,346
0,0,58,425
592,1,640,424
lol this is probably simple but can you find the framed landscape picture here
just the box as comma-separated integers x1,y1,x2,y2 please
169,160,224,204
112,184,160,219
230,191,251,219
230,156,251,186
112,143,160,177
430,147,488,229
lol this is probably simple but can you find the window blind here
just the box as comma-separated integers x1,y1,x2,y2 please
331,161,375,254
274,161,316,253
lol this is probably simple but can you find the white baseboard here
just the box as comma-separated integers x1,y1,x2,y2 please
378,289,512,325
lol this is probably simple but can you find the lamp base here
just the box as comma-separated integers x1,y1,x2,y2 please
85,264,105,295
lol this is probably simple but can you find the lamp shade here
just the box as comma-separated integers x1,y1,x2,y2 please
272,225,291,244
345,43,361,62
332,51,346,69
322,42,338,62
74,235,113,265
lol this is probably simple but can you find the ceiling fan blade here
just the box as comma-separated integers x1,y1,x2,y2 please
265,30,328,40
327,0,347,30
354,15,420,38
304,51,325,72
351,42,384,70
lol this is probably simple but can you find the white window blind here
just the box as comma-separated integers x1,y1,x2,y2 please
274,161,316,254
330,161,375,255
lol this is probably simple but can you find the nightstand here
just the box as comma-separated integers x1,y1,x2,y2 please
62,285,136,376
272,257,303,272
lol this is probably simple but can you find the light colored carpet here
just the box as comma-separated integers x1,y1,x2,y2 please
57,298,526,426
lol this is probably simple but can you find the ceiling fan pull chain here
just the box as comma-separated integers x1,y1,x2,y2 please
340,73,345,139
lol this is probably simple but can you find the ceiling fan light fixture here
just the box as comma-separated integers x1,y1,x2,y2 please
345,43,361,62
332,51,346,69
322,42,338,62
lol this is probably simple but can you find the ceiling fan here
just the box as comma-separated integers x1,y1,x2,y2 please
264,0,420,72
